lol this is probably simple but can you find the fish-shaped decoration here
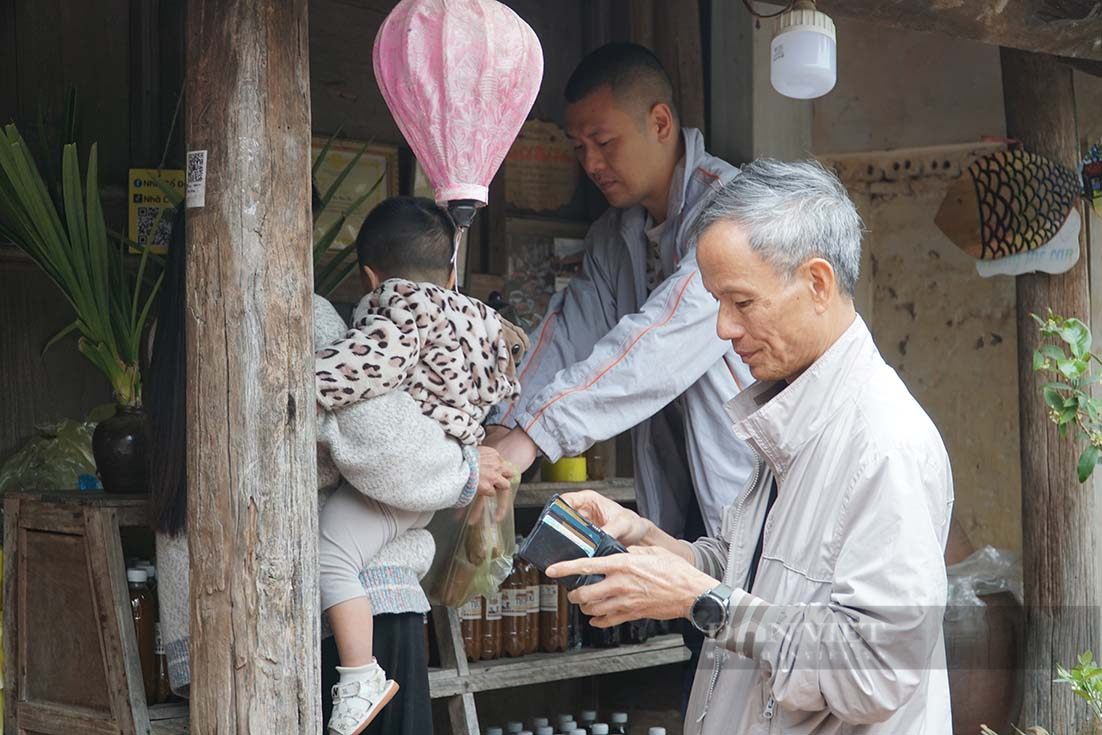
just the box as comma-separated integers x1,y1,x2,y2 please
975,208,1080,277
935,149,1080,261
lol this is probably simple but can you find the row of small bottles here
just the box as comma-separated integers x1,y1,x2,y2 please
483,711,665,735
455,544,654,661
126,560,174,705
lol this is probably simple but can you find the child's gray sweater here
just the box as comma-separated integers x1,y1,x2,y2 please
156,294,475,694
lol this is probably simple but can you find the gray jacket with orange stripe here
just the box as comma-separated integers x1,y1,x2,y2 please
495,128,755,537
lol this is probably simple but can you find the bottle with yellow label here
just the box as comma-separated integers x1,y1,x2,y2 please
542,456,586,483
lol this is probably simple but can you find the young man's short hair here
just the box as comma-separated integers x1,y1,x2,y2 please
564,42,678,122
355,196,455,283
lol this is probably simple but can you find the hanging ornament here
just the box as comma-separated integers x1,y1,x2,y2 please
1080,142,1102,219
935,149,1081,277
373,0,544,279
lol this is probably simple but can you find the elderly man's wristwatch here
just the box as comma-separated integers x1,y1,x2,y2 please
690,583,735,636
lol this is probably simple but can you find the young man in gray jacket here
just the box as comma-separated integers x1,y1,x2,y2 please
548,160,954,735
490,43,755,541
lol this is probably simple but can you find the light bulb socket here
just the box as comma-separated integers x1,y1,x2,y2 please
773,0,835,41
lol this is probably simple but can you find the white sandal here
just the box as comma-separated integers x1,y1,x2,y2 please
328,677,399,735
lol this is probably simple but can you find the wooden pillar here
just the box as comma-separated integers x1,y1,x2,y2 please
705,1,811,164
1002,47,1102,734
652,0,705,132
184,1,319,733
590,0,706,132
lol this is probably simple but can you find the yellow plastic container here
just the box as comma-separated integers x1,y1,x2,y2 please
542,456,587,483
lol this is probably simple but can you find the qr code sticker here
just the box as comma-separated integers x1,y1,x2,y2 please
136,206,173,249
186,150,207,208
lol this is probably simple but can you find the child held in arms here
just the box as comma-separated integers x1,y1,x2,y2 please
314,196,528,735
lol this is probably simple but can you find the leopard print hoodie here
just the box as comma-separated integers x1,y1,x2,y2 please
315,279,527,445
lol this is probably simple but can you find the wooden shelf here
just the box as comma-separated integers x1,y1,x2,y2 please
515,478,635,509
150,702,189,721
150,703,189,735
428,634,688,698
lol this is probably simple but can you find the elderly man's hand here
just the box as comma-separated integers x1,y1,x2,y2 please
559,490,652,547
484,427,538,474
546,546,719,628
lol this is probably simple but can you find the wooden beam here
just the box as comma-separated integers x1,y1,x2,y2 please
819,0,1102,62
184,0,320,733
705,0,811,162
1002,47,1102,733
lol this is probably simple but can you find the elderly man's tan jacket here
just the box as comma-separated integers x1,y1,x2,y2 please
685,315,954,735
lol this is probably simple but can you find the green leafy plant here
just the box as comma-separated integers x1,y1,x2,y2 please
311,133,386,297
1031,312,1102,482
0,124,163,407
979,651,1102,734
1056,650,1102,724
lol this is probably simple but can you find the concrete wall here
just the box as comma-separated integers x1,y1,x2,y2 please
812,19,1022,551
799,23,1102,553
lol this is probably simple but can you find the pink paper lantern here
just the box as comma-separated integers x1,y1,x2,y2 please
373,0,544,220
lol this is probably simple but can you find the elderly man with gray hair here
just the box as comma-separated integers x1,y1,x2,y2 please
547,159,954,734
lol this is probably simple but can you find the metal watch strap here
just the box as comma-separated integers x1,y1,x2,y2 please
693,582,735,636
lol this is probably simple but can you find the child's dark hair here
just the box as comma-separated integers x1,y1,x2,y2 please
355,196,455,283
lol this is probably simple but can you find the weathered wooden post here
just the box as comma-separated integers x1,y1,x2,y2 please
184,1,319,732
1003,47,1102,734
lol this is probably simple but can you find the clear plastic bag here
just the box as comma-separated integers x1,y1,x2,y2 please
422,473,520,608
0,419,97,494
945,545,1023,621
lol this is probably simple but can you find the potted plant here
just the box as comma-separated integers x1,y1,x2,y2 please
0,124,164,493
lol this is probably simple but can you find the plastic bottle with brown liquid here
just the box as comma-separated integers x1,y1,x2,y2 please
522,557,541,654
459,596,483,661
557,585,570,651
501,561,528,657
584,440,613,481
153,620,173,703
143,563,173,704
539,571,567,653
127,569,157,703
568,602,585,650
481,590,503,660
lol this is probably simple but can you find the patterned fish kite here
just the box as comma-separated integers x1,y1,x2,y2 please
935,149,1080,261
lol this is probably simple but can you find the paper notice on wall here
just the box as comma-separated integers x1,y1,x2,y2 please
505,120,581,213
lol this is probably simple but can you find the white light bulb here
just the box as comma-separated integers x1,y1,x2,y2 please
770,1,837,100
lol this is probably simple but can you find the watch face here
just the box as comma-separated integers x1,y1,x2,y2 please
692,595,725,633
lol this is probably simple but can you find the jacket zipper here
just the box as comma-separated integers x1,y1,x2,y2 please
696,456,764,733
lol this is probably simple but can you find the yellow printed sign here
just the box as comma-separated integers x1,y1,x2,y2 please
128,168,184,254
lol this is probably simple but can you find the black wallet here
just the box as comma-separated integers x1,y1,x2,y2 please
517,494,627,590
